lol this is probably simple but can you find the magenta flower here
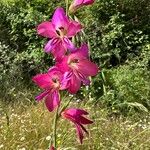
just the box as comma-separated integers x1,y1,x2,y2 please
69,0,95,13
32,67,66,112
62,108,93,144
49,145,55,150
56,44,99,94
37,7,82,60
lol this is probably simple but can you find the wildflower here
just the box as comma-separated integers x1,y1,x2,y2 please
57,44,98,93
20,137,25,141
46,136,51,141
49,145,55,150
69,0,94,13
32,67,66,112
0,145,4,148
37,7,82,60
62,108,93,144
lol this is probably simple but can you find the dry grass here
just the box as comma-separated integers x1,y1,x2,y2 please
0,101,150,150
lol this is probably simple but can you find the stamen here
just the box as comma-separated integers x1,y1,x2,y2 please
71,59,79,63
56,27,67,37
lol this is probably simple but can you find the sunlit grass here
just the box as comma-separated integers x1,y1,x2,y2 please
0,101,150,150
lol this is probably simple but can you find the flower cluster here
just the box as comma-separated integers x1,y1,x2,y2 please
32,0,97,149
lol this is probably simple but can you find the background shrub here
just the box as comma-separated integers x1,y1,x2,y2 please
0,0,150,113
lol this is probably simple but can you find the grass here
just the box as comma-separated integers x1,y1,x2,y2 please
0,101,150,150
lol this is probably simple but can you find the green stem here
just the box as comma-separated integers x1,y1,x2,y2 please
65,0,69,15
49,134,52,148
101,71,107,95
49,95,73,148
53,107,59,148
58,96,74,116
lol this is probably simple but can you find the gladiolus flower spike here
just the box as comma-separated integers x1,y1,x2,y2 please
33,0,99,148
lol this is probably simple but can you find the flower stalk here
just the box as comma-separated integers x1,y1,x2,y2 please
65,0,69,15
59,96,74,116
53,107,59,148
33,0,98,148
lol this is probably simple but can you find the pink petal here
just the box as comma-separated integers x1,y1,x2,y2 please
67,21,82,37
44,38,60,53
61,108,93,144
45,90,60,112
32,74,52,89
60,71,73,90
70,43,89,59
73,0,83,6
75,124,84,144
68,74,81,94
60,81,69,90
47,67,63,83
74,0,94,6
64,108,89,116
49,145,55,150
37,21,57,38
83,0,94,5
79,43,89,58
69,0,94,13
51,41,66,60
63,108,93,124
52,7,69,30
79,116,93,124
55,56,70,72
63,37,75,51
35,90,49,101
68,45,89,62
77,71,90,85
63,71,73,81
78,59,98,76
80,123,88,134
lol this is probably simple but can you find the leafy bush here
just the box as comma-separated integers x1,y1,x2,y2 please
90,44,150,113
82,0,150,67
0,0,150,114
0,0,64,102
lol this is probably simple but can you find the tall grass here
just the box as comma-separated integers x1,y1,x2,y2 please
0,101,150,150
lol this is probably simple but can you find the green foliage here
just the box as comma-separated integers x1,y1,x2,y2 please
79,0,150,113
0,0,61,68
90,47,150,113
107,65,149,112
77,43,150,113
0,0,150,113
82,0,150,67
0,0,63,102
